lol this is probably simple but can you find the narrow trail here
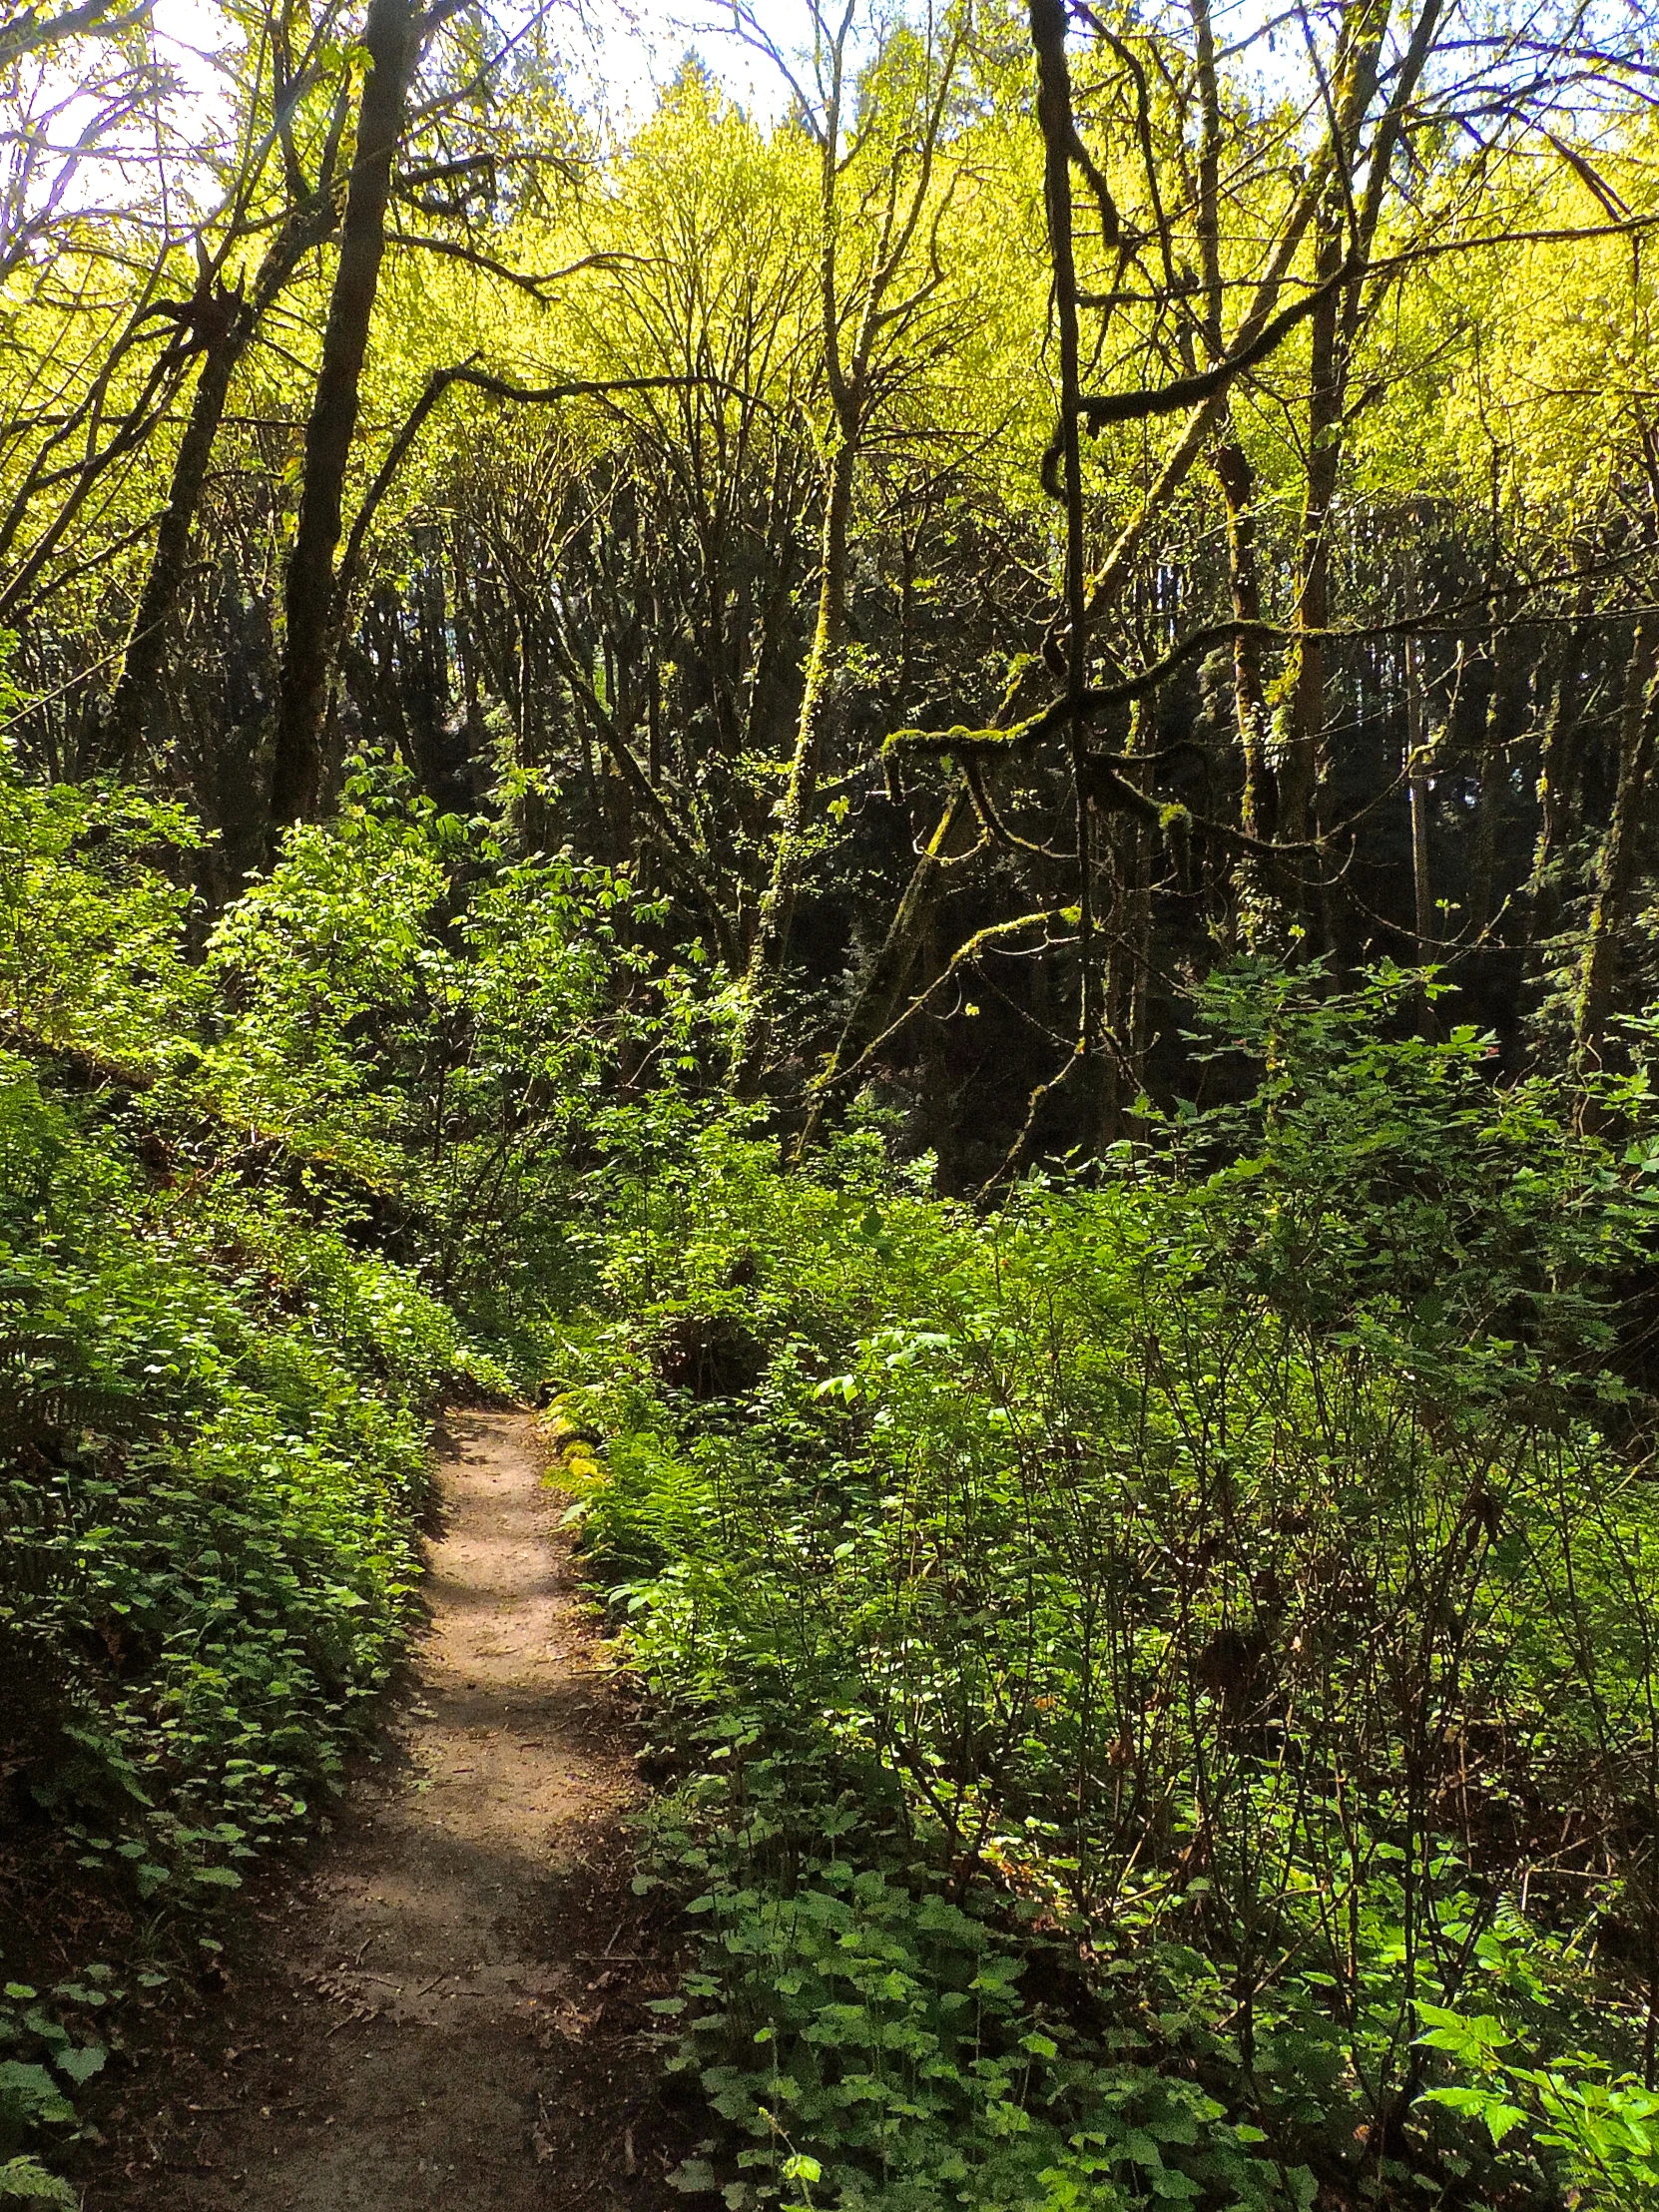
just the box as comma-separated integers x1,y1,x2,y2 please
88,1410,685,2212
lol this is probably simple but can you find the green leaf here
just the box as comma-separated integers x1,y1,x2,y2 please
1421,2085,1528,2145
54,2043,105,2086
1480,2101,1530,2147
0,2156,77,2206
1413,2006,1512,2061
0,2062,73,2126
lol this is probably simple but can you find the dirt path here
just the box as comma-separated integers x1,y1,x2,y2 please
86,1410,686,2211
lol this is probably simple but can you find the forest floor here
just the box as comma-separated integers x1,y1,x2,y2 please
76,1409,689,2212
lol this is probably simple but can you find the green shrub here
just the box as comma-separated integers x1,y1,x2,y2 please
576,973,1659,2209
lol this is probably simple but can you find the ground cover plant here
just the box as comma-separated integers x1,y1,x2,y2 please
564,973,1659,2210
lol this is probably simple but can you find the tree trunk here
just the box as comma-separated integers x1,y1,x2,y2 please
794,779,975,1157
730,422,855,1094
1404,624,1435,1026
106,195,336,774
1529,607,1592,946
104,285,246,772
1276,218,1343,853
1574,617,1659,1072
272,0,417,828
1469,614,1524,936
1213,441,1270,838
1029,0,1102,1144
1213,435,1283,951
1103,706,1153,1136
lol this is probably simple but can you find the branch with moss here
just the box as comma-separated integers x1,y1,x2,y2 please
807,907,1078,1104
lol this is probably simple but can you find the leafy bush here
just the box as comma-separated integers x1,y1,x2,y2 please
574,973,1659,2209
0,745,741,2177
0,756,539,2164
199,753,668,1319
0,752,206,1072
1416,2003,1659,2209
0,2154,76,2206
0,1042,481,1970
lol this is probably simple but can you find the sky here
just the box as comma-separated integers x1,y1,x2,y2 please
136,0,1299,156
568,0,811,126
143,0,813,138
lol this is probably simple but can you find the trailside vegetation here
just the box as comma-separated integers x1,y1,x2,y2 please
566,980,1659,2212
6,0,1659,2206
0,755,637,2190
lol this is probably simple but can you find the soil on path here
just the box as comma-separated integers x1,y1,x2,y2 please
84,1409,687,2212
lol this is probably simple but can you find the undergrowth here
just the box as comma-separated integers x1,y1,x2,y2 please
563,974,1659,2212
0,752,624,2181
0,1068,492,2173
10,742,1659,2212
